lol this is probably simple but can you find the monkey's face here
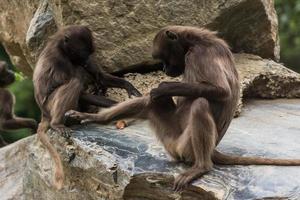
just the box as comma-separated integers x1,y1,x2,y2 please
0,61,15,87
63,26,95,66
152,30,185,77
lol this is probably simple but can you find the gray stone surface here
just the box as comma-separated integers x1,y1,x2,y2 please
18,99,300,199
26,0,57,62
0,136,32,200
0,0,279,74
71,99,300,200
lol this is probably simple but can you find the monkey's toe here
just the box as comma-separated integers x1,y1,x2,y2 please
81,119,94,124
65,110,78,118
65,110,87,121
173,173,191,192
173,168,207,192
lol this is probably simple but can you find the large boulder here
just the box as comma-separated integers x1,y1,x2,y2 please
0,0,279,74
1,99,300,199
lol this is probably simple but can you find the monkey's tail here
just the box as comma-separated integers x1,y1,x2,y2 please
212,150,300,166
37,120,64,190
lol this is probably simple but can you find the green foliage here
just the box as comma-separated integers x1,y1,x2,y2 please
8,79,40,121
275,0,300,72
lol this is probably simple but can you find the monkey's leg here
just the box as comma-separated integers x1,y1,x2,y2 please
174,98,217,191
66,96,150,124
50,78,83,137
2,117,37,131
80,93,117,107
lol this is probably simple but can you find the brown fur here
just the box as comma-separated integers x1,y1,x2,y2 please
33,25,141,189
0,61,37,147
66,26,300,191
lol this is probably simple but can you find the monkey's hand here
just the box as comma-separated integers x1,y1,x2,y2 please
150,87,164,101
125,83,142,98
150,82,171,101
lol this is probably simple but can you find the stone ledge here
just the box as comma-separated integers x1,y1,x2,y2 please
1,99,300,199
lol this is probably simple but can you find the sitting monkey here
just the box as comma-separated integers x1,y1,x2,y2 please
66,26,300,191
0,61,37,146
33,25,141,189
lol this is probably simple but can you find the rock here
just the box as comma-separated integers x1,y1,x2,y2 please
0,99,297,199
0,136,32,200
0,0,40,76
207,0,280,61
107,54,300,116
0,0,279,74
26,0,57,63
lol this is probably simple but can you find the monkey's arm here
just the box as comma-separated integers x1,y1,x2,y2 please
2,117,37,131
150,81,230,101
84,59,141,97
0,90,14,119
100,73,141,97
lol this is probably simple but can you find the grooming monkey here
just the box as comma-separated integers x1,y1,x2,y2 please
0,61,37,146
33,25,140,189
66,26,300,191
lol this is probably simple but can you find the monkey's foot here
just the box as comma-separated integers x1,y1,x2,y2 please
65,110,87,120
173,167,208,192
65,110,95,124
52,126,72,138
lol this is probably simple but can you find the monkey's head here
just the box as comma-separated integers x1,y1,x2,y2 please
0,61,15,87
152,27,187,77
59,25,95,66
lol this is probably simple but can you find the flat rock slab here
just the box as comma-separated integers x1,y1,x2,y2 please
3,99,298,199
68,99,300,200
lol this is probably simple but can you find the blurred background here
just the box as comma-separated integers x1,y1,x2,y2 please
275,0,300,73
0,0,299,144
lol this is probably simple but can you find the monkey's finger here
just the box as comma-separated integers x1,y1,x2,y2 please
131,89,142,97
126,86,142,98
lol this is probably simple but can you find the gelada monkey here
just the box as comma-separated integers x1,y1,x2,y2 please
33,25,140,189
0,61,37,146
66,26,300,191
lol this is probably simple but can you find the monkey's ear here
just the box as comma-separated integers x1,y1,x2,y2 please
166,30,178,41
64,35,70,43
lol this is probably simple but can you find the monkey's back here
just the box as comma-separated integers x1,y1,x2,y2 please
181,34,239,144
